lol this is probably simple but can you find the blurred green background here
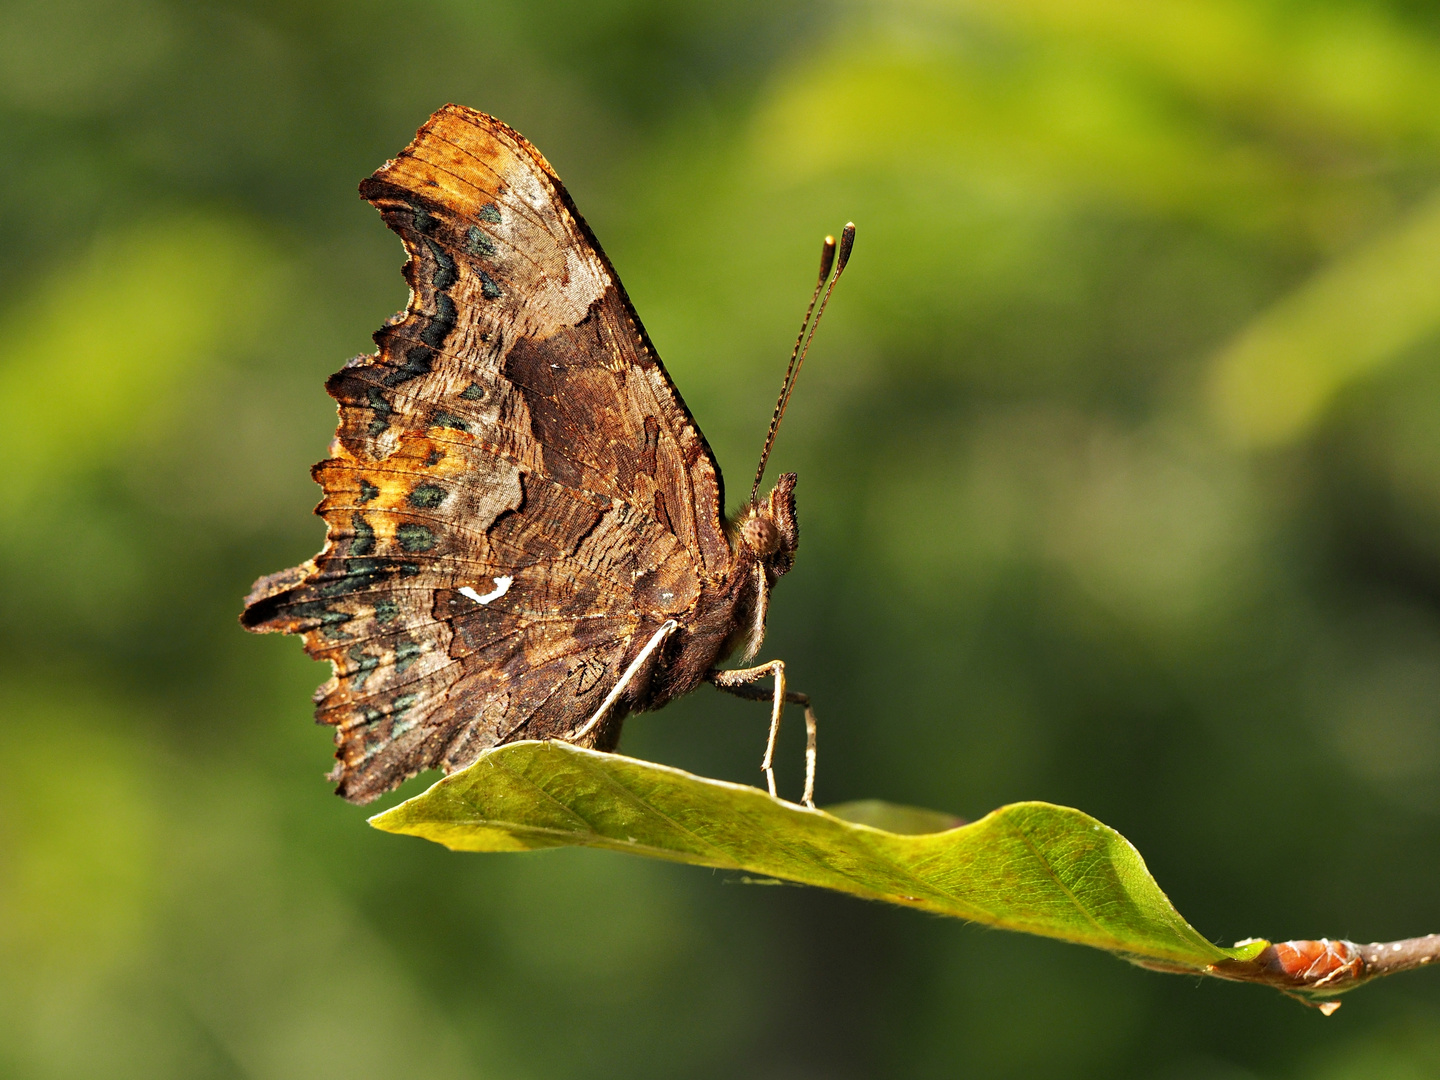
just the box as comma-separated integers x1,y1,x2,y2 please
3,0,1440,1075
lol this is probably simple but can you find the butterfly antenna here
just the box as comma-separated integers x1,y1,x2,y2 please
751,235,835,503
750,222,856,504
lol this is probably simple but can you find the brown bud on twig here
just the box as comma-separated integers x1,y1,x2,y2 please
1205,934,1440,1015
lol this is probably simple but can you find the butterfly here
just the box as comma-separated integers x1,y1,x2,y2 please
241,104,852,807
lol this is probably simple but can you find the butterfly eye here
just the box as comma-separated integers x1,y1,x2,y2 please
741,515,782,556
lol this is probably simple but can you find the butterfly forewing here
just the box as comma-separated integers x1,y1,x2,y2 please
243,105,729,803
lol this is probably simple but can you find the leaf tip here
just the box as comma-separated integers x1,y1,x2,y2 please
367,809,397,831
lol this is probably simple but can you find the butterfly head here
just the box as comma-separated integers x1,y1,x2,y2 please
740,471,798,581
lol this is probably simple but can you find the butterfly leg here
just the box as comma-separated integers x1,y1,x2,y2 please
568,620,678,744
707,663,818,807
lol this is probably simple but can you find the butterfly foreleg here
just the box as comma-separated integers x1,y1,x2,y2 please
707,663,817,807
569,619,678,744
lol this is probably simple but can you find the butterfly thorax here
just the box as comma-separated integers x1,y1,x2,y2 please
619,471,799,727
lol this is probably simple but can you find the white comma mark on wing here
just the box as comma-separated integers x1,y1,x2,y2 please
458,575,513,606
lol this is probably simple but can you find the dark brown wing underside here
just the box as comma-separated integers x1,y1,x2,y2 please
242,104,729,803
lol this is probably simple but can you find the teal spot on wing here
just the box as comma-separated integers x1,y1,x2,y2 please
396,522,436,552
407,483,446,509
350,513,375,556
459,382,485,401
477,203,501,224
358,706,385,759
317,618,352,641
358,479,379,503
288,600,354,639
374,598,399,624
465,225,496,257
318,557,385,598
408,201,437,234
366,387,393,436
347,646,380,690
431,411,470,432
395,638,422,674
383,345,434,387
425,239,457,289
420,294,457,347
478,271,503,300
390,693,420,738
359,692,421,756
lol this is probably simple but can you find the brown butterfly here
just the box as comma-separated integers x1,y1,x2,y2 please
241,105,852,806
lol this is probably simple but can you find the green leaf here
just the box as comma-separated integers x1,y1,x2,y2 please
371,741,1259,973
